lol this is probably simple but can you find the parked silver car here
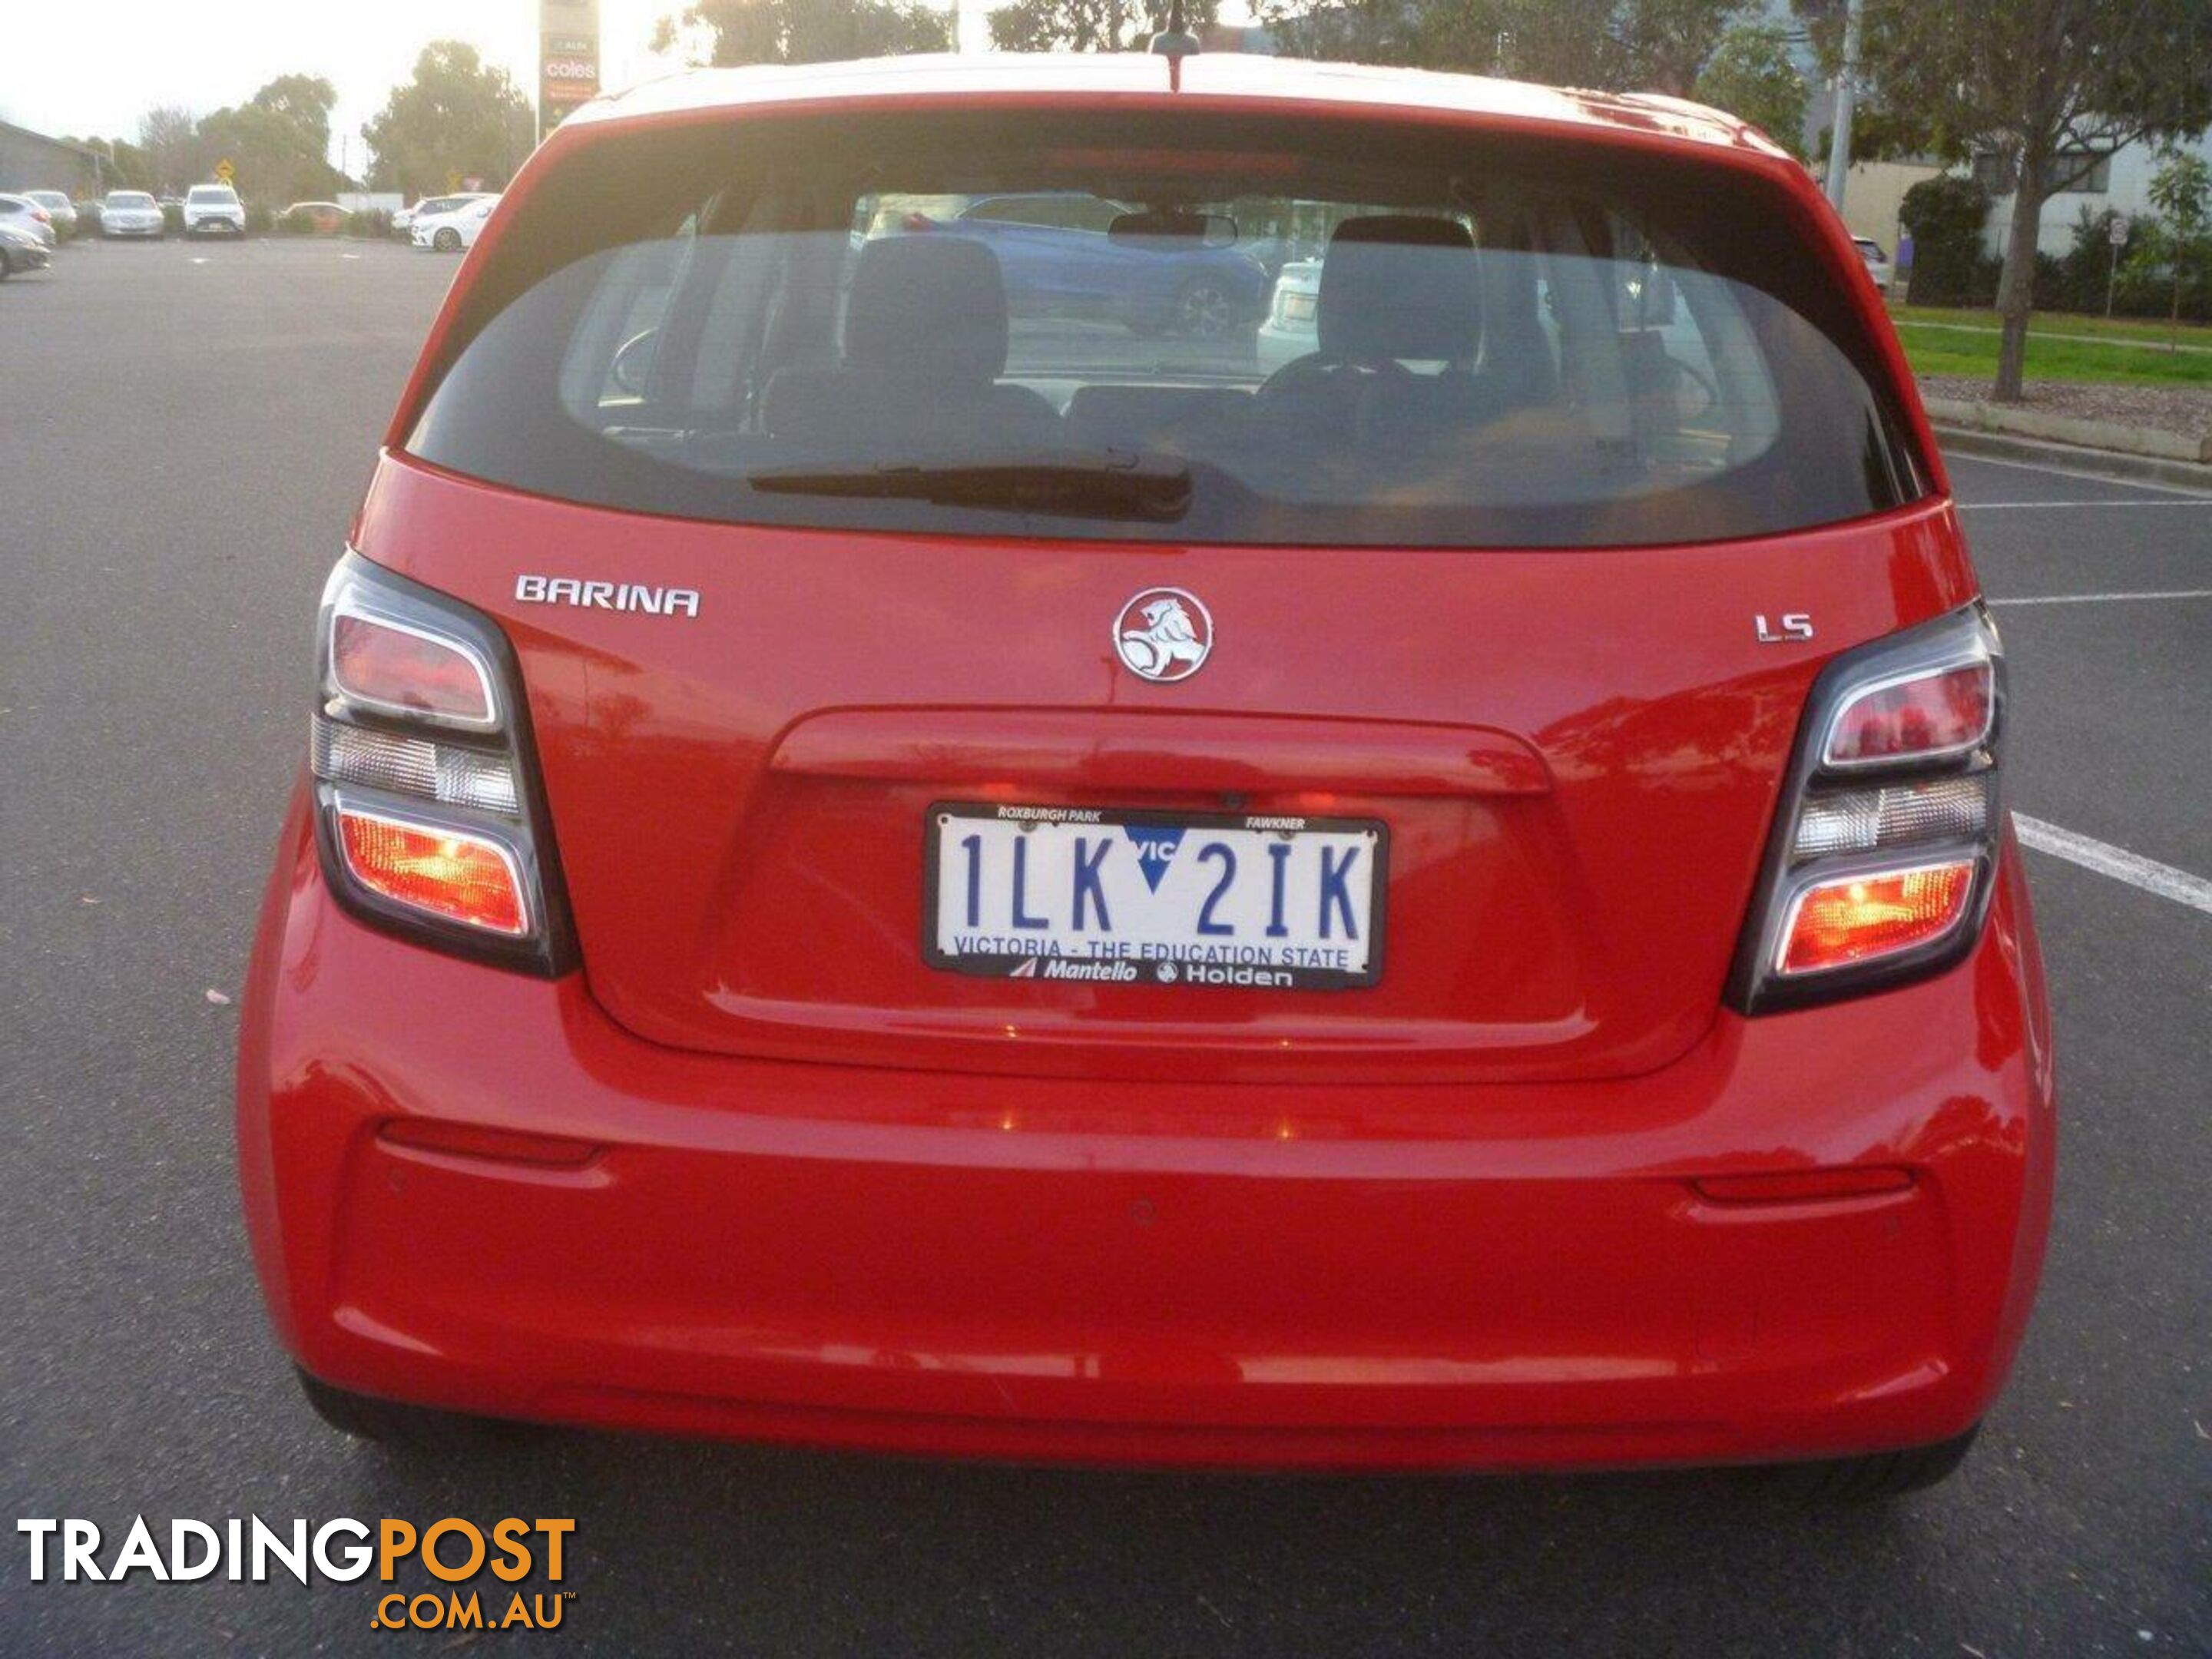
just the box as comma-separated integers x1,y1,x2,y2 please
100,190,165,239
21,190,78,240
0,220,53,276
0,194,58,249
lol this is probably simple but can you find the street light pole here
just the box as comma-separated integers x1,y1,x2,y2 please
1824,0,1863,214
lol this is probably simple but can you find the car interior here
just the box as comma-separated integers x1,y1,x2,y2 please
409,118,1928,546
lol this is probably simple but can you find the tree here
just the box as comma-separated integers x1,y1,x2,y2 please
137,105,204,193
363,42,535,199
2143,146,2210,341
1263,0,1740,96
250,74,338,161
985,0,1224,52
191,78,339,205
1695,21,1810,155
654,0,952,65
1849,0,2212,400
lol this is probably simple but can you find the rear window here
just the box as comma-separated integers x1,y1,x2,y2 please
406,109,1929,548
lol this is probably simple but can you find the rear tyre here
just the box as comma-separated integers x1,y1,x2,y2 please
295,1367,531,1455
1768,1424,1980,1501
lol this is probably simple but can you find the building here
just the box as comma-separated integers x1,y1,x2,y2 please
0,118,104,197
1976,129,2212,258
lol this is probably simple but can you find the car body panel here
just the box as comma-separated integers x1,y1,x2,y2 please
359,452,1975,1087
239,57,2047,1471
239,790,2053,1467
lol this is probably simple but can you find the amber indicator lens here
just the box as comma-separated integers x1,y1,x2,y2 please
1780,860,1975,975
336,809,528,935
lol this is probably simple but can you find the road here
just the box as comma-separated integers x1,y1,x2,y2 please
2,240,2207,1657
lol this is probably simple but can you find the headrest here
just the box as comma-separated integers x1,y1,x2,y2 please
845,235,1009,385
1318,215,1482,363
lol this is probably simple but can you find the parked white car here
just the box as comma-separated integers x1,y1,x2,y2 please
1257,257,1321,375
100,190,165,239
22,190,78,240
412,196,498,252
1853,237,1893,295
183,184,247,237
0,193,58,248
392,192,493,237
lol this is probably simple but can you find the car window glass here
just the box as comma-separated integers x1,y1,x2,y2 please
409,111,1928,549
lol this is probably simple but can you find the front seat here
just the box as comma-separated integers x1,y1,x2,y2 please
1252,214,1493,450
766,236,1060,455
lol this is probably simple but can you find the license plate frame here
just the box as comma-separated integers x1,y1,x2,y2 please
922,802,1388,991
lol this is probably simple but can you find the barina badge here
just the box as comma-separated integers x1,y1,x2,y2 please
1114,588,1212,682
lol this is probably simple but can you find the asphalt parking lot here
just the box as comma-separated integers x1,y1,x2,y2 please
1,238,2206,1657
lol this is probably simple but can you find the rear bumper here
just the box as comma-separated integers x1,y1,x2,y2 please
238,790,2055,1469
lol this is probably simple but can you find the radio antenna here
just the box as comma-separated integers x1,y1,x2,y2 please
1148,2,1200,91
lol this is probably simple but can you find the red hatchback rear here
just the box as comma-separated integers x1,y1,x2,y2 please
237,55,2055,1493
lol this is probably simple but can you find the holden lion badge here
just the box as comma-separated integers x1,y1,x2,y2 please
1114,588,1213,683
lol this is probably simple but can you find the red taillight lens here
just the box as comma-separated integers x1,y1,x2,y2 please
331,611,495,727
1778,860,1975,975
336,808,528,935
1823,663,1992,767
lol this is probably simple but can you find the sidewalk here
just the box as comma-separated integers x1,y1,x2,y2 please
1918,374,2212,475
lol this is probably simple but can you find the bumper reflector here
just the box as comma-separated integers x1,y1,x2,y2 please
1779,859,1975,975
378,1118,601,1168
1694,1167,1914,1204
336,807,528,935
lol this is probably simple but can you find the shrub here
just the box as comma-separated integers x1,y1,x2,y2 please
244,204,273,234
1899,175,1990,305
343,210,391,238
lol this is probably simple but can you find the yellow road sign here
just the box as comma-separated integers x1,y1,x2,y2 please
214,157,236,184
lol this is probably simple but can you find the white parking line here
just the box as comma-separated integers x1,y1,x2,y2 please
2015,816,2212,916
1959,499,2212,510
1990,589,2212,606
1948,450,2212,498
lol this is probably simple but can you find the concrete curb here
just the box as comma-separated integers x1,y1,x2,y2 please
1931,423,2212,492
1922,396,2212,465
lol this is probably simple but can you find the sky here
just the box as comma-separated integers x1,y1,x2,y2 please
2,0,999,171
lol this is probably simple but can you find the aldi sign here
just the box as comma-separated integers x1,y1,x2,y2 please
540,0,601,131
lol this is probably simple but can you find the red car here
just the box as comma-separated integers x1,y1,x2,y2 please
237,54,2055,1496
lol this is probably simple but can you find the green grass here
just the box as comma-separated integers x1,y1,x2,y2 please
1889,303,2212,347
1896,323,2212,388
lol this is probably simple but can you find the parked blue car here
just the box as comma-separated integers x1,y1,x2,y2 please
905,193,1269,339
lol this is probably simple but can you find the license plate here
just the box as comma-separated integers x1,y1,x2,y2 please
926,803,1386,989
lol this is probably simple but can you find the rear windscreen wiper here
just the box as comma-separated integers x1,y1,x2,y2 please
746,449,1192,522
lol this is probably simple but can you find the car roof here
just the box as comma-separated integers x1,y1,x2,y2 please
567,52,1786,163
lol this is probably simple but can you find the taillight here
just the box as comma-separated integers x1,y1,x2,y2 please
310,554,571,973
1732,605,2004,1012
